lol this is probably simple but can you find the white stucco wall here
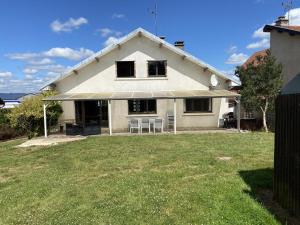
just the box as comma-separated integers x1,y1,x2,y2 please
55,35,231,130
270,30,300,85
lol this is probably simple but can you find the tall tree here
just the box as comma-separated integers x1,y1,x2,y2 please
235,50,283,132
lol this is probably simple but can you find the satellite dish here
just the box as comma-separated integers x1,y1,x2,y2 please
210,74,219,87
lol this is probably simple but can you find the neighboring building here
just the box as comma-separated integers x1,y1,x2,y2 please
243,49,268,68
43,28,239,135
0,93,27,109
264,16,300,85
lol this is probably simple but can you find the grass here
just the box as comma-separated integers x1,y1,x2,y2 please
0,133,279,225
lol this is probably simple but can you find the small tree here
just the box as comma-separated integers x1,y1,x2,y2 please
8,91,63,139
235,50,283,132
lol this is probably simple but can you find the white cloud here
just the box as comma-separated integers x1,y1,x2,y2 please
10,79,22,84
29,58,53,65
47,71,60,76
247,26,270,49
25,74,34,79
44,47,94,60
252,27,269,39
226,45,238,54
112,13,125,19
226,53,248,65
29,64,70,73
0,65,68,92
104,36,121,46
6,52,39,60
97,28,122,38
246,8,300,50
287,8,300,25
0,76,50,92
0,71,12,78
247,38,270,49
8,47,94,62
23,68,38,74
32,79,44,84
50,17,88,33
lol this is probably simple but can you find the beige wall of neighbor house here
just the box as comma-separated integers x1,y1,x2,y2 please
270,30,300,85
54,34,232,130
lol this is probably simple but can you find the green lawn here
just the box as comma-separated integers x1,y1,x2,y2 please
0,133,279,225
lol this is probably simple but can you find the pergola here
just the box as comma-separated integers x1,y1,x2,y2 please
43,89,240,137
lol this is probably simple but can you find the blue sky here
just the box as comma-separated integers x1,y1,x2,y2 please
1,0,300,92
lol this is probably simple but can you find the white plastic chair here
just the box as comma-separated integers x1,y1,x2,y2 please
154,118,163,133
140,118,150,133
129,119,140,133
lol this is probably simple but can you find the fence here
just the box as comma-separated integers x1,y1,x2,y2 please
274,94,300,217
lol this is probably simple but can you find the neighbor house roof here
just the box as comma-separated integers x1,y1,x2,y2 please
42,28,237,89
263,25,300,35
242,49,268,68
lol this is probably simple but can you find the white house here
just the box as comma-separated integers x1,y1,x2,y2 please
43,28,240,136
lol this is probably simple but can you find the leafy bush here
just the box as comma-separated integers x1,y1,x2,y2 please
8,91,63,139
0,108,10,124
0,109,23,140
0,124,20,140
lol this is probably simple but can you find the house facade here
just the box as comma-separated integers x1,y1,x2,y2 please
43,28,239,135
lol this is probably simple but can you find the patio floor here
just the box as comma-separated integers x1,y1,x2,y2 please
17,135,86,148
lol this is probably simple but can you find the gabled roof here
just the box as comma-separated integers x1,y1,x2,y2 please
242,49,268,68
264,25,300,35
42,28,236,89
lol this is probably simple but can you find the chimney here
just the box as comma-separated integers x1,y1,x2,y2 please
174,41,184,50
275,16,289,26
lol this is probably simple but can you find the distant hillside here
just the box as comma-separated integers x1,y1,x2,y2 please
0,93,27,100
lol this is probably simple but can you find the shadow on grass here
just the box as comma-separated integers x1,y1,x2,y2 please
239,168,300,225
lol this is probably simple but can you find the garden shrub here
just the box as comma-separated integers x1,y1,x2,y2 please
8,91,63,139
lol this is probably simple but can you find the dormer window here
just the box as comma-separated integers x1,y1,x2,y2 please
148,60,167,77
116,61,135,78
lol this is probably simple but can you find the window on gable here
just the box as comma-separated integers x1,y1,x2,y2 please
128,99,157,114
185,98,212,113
116,61,135,78
148,60,167,77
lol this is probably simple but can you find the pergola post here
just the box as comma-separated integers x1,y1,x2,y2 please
173,98,177,134
43,103,48,138
108,100,112,136
237,97,241,133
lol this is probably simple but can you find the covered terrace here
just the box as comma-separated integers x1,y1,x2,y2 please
43,89,241,137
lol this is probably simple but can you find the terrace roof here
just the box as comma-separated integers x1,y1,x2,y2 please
43,89,239,101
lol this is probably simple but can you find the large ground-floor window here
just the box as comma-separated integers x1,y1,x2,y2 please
128,99,157,114
185,98,212,113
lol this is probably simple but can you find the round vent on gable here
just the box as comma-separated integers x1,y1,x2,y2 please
210,74,219,87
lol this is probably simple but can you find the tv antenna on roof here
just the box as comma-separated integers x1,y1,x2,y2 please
148,1,158,36
282,0,293,24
